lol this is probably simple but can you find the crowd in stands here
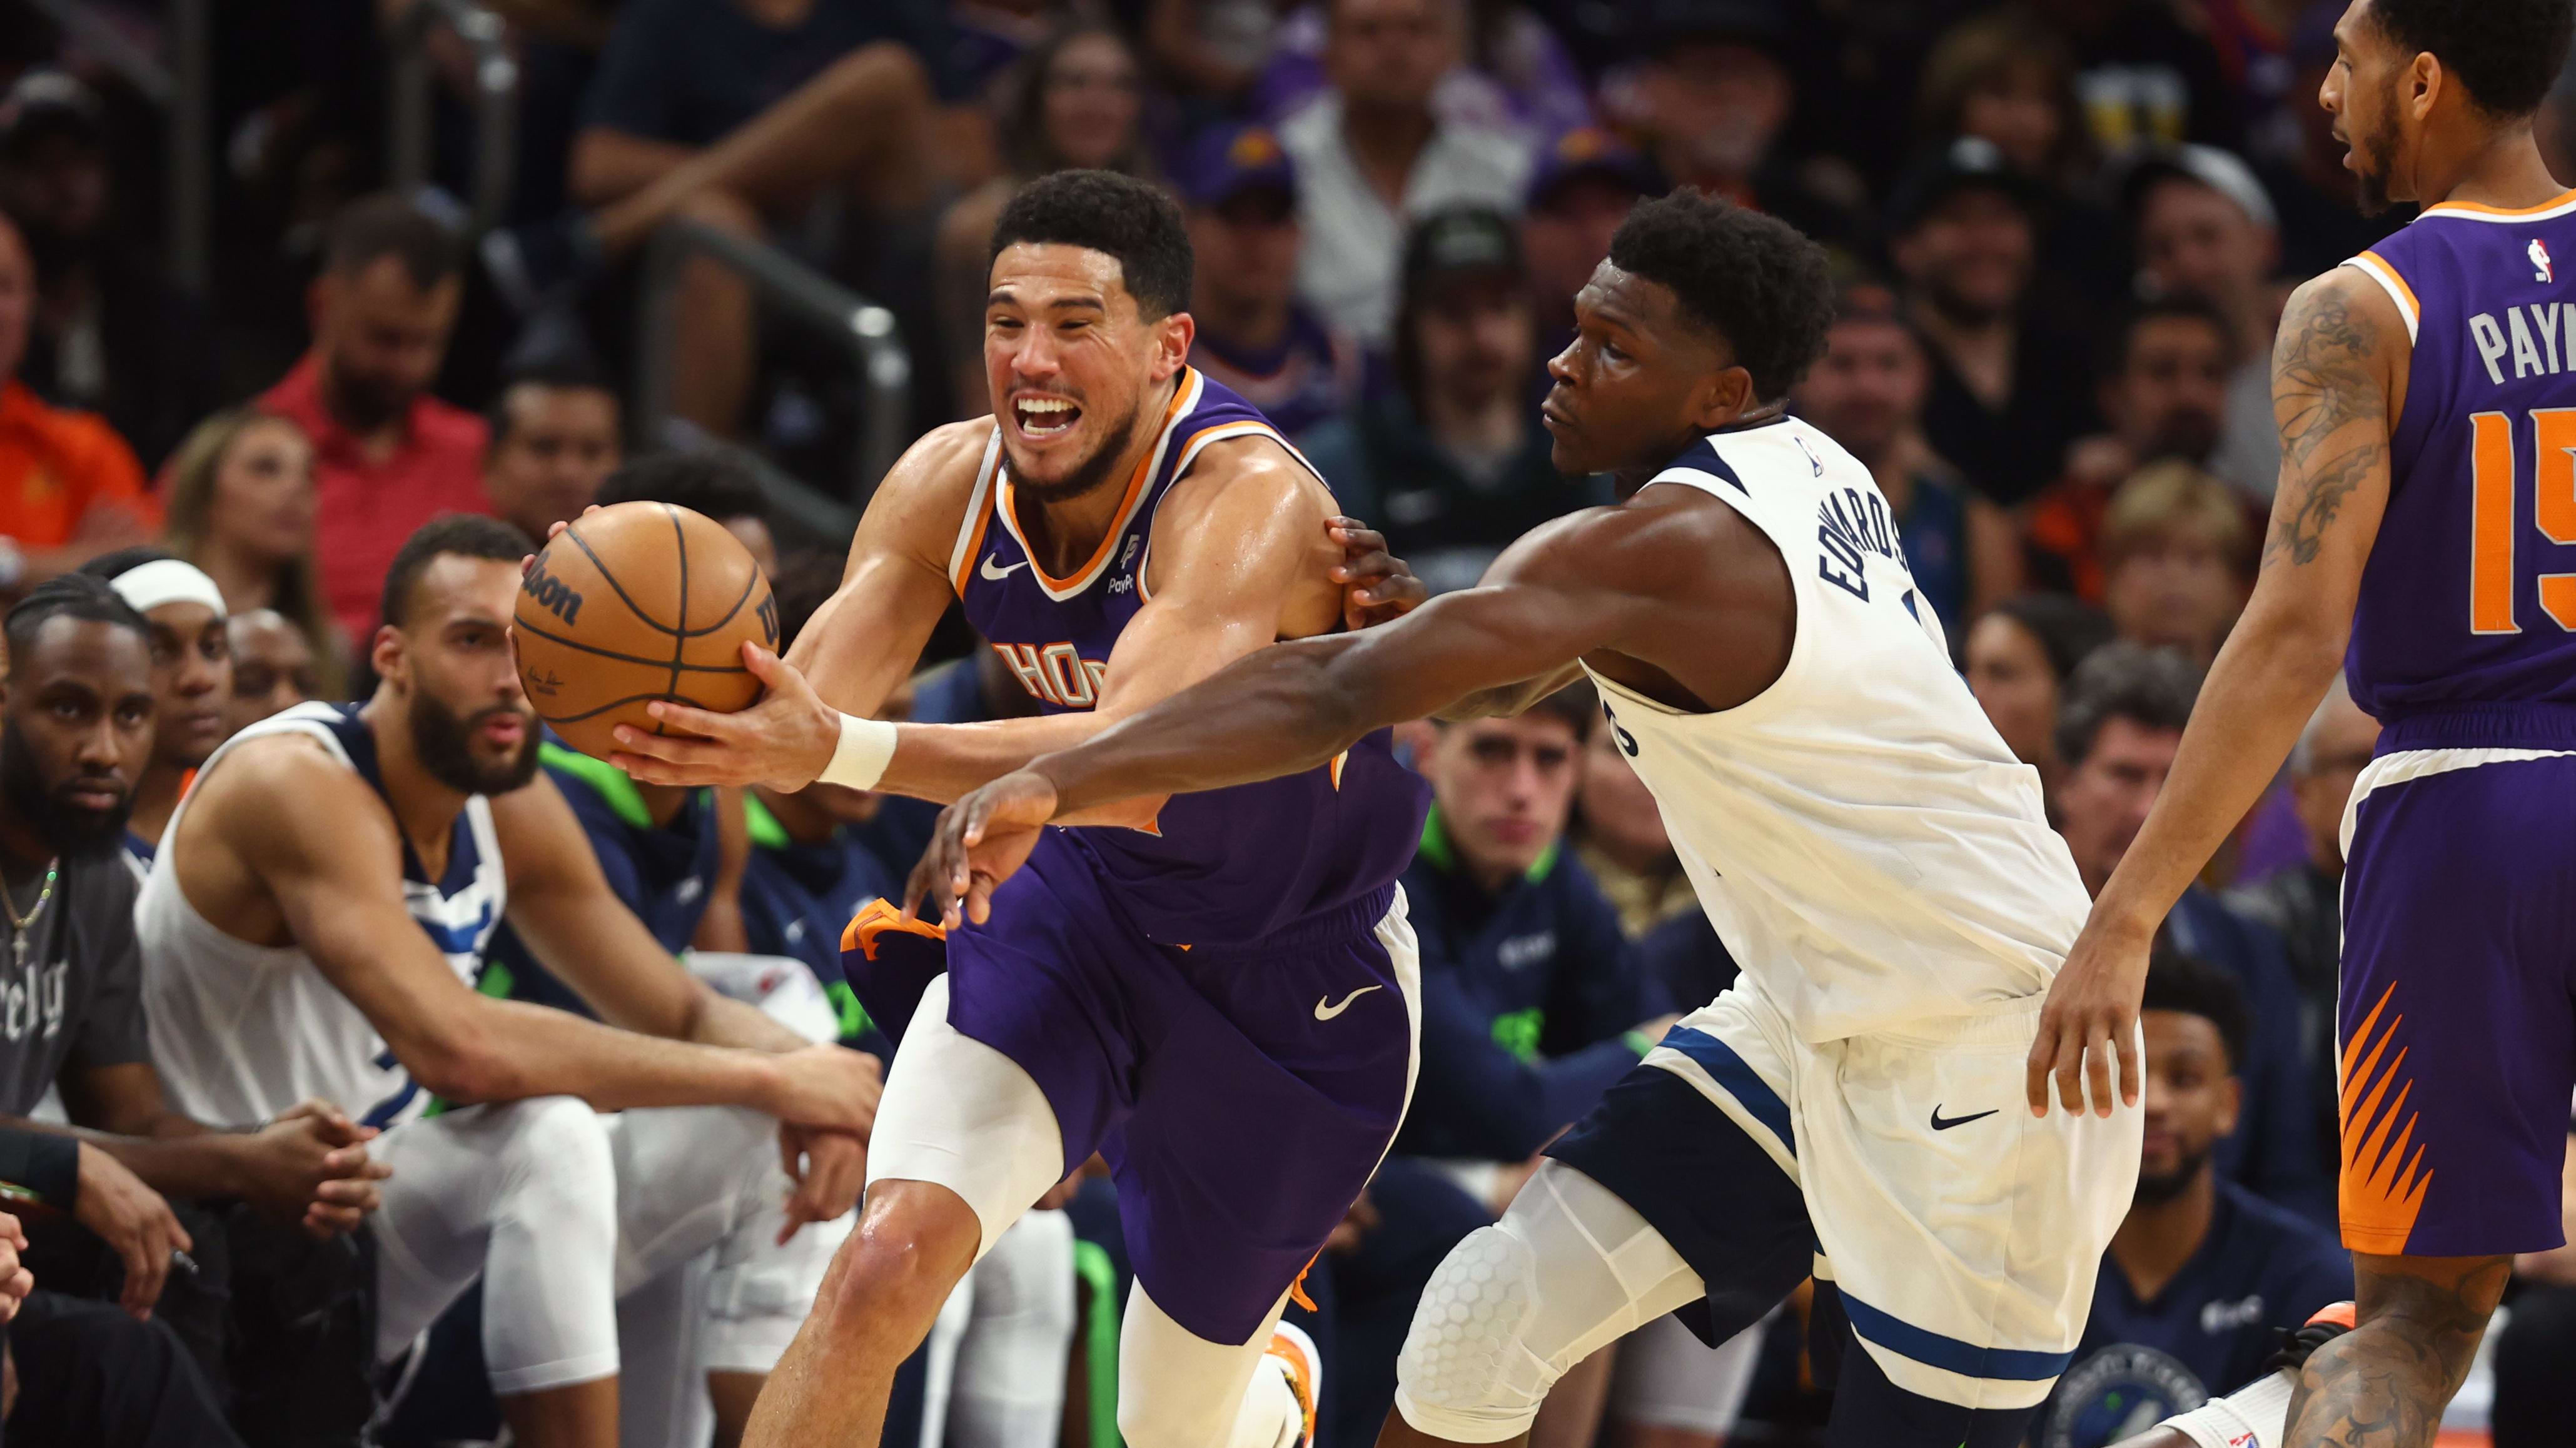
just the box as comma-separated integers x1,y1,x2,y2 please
0,0,2572,1445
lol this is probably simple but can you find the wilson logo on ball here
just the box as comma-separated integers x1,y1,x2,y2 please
523,555,586,626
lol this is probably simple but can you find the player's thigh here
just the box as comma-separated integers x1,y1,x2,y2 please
602,1102,778,1290
1800,1003,2138,1415
1553,986,1816,1340
868,974,1073,1260
1113,900,1419,1349
2339,753,2576,1259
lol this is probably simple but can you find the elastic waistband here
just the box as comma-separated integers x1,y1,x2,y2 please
1171,884,1400,961
2376,701,2576,754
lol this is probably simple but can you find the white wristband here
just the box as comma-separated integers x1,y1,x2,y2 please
817,713,898,790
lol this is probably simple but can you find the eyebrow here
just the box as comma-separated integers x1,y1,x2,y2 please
987,289,1107,313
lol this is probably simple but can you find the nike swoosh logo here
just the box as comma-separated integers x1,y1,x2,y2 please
1314,986,1382,1021
980,555,1029,581
1929,1105,1998,1131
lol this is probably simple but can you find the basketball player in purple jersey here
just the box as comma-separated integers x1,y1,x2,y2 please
607,169,1432,1448
2028,3,2576,1445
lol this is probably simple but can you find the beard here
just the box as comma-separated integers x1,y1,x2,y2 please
2132,1147,2211,1207
0,719,133,858
323,367,415,434
407,689,540,797
1006,395,1148,505
2352,100,2401,217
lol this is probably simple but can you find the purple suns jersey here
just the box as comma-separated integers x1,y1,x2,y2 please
947,368,1430,947
2343,192,2576,748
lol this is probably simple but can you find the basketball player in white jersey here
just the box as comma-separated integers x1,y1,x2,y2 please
137,516,882,1447
917,190,2141,1447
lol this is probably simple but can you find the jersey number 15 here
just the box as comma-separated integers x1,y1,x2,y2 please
2470,408,2576,633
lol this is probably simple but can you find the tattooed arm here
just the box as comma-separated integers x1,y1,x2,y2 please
2026,268,2400,1117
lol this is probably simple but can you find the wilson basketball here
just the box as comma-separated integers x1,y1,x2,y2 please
512,501,780,761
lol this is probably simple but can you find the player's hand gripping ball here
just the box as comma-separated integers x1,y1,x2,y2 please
512,501,779,760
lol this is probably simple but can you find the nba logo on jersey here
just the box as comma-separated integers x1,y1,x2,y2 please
2532,238,2555,283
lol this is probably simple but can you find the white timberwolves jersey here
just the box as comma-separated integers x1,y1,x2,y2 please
1590,420,2089,1040
137,702,507,1129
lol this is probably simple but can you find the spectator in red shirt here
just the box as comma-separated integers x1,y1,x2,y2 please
258,194,489,649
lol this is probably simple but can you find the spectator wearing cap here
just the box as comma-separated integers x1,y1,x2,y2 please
2034,950,2348,1448
2026,297,2238,600
1915,9,2128,309
481,359,624,548
934,23,1149,419
2125,145,2290,501
1792,285,2021,648
1299,208,1602,594
1522,126,1656,371
1888,137,2100,508
0,71,220,474
260,196,488,649
1279,0,1532,346
1181,124,1363,440
0,208,153,592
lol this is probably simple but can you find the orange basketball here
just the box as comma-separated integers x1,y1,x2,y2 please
512,501,779,760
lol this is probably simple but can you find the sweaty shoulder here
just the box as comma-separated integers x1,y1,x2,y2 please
852,418,996,576
1146,431,1341,630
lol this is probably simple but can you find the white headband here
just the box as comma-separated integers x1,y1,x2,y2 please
109,559,228,619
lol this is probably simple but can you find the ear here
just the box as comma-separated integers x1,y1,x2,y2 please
1151,309,1196,383
2407,50,2442,122
370,624,403,693
1685,365,1757,433
2215,1072,2243,1140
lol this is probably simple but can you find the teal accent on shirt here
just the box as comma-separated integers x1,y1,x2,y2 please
539,741,654,828
1492,1007,1545,1063
744,793,792,851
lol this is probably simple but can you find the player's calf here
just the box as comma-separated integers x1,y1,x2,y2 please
2284,1255,2508,1448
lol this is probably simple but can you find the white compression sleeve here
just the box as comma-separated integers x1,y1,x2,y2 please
2158,1368,2295,1448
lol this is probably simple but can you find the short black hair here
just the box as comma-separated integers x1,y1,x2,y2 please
1982,594,2114,685
2368,0,2573,119
487,356,615,448
2141,946,2250,1073
76,546,177,582
989,169,1193,320
595,452,772,530
770,547,850,653
380,515,535,631
2108,294,2236,378
6,573,148,678
2056,642,2202,770
324,192,462,291
1607,190,1835,401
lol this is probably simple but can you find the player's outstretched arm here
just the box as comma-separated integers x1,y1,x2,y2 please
196,739,877,1133
910,506,1670,924
2030,266,2400,1120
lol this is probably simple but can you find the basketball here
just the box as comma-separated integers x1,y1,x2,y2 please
512,501,780,761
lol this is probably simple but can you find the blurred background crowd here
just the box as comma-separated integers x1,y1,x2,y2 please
1,0,2575,1445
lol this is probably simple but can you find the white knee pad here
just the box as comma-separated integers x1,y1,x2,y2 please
477,1097,623,1392
1394,1162,1704,1445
